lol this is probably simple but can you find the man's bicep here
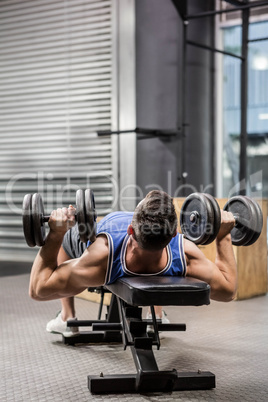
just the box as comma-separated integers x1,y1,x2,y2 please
52,241,96,296
53,248,107,297
42,236,108,300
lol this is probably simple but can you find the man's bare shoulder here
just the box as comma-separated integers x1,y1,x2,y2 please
183,238,206,263
78,234,109,268
90,234,109,251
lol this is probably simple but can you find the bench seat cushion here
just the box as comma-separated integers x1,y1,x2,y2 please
105,276,210,306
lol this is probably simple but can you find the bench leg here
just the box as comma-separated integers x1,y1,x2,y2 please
88,298,215,394
88,363,215,394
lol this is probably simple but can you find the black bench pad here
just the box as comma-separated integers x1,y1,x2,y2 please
105,276,210,307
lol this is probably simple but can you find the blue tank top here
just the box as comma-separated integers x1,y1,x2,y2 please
87,211,187,285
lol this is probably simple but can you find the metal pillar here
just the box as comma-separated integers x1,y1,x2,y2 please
239,4,249,195
181,16,188,195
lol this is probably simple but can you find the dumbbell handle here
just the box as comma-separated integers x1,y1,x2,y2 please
43,214,77,223
232,214,241,227
189,210,239,229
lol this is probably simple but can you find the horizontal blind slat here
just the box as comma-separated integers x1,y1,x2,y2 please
0,57,112,76
0,20,111,46
0,4,112,30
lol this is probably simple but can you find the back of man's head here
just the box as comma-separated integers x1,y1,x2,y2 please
132,190,178,250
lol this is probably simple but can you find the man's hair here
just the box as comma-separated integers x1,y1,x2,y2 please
131,190,178,251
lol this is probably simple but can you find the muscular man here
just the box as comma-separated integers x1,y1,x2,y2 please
29,190,237,336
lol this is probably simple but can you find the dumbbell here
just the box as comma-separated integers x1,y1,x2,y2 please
22,189,97,247
223,196,263,246
180,193,263,246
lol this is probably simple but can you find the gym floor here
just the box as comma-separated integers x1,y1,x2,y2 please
1,270,268,402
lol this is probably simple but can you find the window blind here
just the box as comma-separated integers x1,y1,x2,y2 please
0,0,116,261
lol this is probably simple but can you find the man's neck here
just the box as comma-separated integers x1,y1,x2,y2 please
125,236,168,274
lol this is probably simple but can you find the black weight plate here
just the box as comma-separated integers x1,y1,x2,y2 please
243,197,263,246
180,193,214,245
223,196,257,246
32,193,46,247
85,189,97,243
202,194,221,245
22,194,36,247
76,189,88,243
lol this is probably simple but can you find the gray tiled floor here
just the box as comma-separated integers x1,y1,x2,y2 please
1,273,268,401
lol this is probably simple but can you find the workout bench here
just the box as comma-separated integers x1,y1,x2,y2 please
65,276,215,394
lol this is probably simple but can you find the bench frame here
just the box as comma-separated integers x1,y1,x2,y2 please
64,277,216,394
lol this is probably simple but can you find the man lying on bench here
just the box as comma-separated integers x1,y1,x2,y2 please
29,190,237,394
29,189,237,321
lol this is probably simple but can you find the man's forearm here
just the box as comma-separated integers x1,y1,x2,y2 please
29,231,65,299
215,234,237,298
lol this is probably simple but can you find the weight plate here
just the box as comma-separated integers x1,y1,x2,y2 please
84,189,97,243
22,194,36,247
180,193,214,245
32,193,46,247
223,196,257,246
243,197,263,246
76,189,88,243
202,194,221,245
